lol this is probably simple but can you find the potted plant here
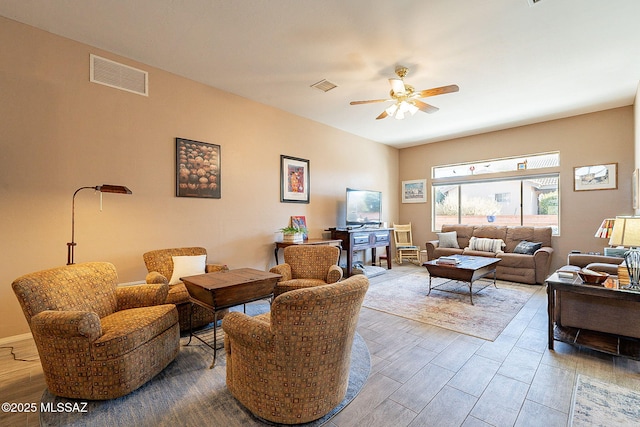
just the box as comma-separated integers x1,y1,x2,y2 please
279,226,307,243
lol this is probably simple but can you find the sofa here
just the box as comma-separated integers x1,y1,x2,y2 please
556,252,639,339
12,262,180,400
426,224,554,284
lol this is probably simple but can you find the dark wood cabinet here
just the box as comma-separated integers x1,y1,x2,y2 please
329,228,392,277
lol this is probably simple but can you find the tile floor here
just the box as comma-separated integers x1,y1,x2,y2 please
2,263,639,426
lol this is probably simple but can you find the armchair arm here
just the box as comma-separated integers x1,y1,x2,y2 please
222,311,274,353
269,264,292,281
206,263,229,273
426,240,439,260
534,247,554,284
31,310,102,341
116,283,169,310
145,271,168,285
326,265,343,284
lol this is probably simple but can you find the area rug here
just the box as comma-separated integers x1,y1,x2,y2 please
40,324,370,427
363,271,537,341
570,374,640,426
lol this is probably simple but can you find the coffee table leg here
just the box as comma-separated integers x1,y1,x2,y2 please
427,276,433,295
469,280,474,305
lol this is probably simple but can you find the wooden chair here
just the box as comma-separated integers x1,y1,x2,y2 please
393,223,420,264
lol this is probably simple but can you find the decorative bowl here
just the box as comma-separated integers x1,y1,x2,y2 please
578,270,609,285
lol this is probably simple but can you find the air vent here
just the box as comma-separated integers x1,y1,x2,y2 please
310,79,337,92
90,54,148,96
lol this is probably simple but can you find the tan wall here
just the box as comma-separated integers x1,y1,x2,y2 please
0,17,399,338
399,107,635,272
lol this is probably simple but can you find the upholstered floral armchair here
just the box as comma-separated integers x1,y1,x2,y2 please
11,262,180,400
269,245,343,297
223,274,369,424
143,247,228,331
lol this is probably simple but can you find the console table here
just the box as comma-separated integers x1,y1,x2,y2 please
546,272,640,360
329,228,392,277
274,238,342,264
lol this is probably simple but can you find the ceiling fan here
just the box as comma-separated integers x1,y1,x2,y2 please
350,66,459,120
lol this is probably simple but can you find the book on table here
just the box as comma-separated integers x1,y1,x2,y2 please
436,256,460,265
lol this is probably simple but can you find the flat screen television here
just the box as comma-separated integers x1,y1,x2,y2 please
345,188,382,227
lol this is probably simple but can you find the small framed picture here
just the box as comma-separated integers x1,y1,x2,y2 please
573,163,617,191
280,155,309,203
175,138,220,198
517,162,527,170
402,179,427,203
291,216,308,239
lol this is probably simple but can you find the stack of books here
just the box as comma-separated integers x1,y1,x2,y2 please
436,256,460,265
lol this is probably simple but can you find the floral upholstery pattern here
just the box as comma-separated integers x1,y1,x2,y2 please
269,245,343,298
11,262,179,400
223,274,369,424
143,247,228,331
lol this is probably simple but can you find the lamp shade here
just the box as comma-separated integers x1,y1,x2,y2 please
594,218,615,239
608,216,640,247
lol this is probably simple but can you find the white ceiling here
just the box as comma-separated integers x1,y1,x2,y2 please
1,0,639,148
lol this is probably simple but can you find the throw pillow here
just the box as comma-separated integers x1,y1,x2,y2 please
437,231,460,249
513,241,542,255
468,237,505,253
169,254,206,285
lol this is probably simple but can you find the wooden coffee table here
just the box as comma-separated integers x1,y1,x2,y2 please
423,255,500,305
181,268,281,367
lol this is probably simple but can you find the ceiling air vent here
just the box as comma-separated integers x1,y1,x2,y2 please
90,54,148,96
310,79,337,92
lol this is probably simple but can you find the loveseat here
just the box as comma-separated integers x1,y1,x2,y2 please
426,224,554,284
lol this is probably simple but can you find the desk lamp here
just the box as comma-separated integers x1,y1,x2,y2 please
66,184,132,265
609,216,640,289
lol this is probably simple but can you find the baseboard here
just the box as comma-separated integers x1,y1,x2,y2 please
0,332,33,346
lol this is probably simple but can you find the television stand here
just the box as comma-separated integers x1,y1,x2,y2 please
329,228,392,277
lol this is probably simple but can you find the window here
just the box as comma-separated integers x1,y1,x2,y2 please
432,153,560,235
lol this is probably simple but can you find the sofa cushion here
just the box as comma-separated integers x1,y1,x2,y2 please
468,237,505,253
498,252,535,269
505,226,551,253
472,225,507,241
513,241,542,255
437,231,460,249
92,304,178,361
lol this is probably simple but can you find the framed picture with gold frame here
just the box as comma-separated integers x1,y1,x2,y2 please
573,163,617,191
175,138,221,198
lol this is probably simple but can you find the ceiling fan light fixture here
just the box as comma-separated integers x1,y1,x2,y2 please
395,108,405,120
385,104,398,116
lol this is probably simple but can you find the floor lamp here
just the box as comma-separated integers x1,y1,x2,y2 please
66,184,132,265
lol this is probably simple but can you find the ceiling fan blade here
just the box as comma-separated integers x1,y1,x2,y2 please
413,99,439,114
375,110,389,120
389,78,406,95
350,98,390,105
417,84,459,98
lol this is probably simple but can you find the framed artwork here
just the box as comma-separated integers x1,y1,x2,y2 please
280,155,309,203
633,169,639,210
402,179,427,203
573,163,617,191
176,138,221,198
291,215,308,239
517,161,527,170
